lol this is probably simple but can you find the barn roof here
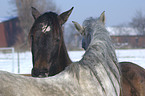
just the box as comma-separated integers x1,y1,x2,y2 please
0,16,17,23
107,27,139,36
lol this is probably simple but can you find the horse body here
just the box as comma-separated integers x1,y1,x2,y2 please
120,62,145,96
73,12,145,96
0,62,119,96
73,12,121,95
0,70,79,96
0,63,106,96
30,7,72,77
0,12,121,96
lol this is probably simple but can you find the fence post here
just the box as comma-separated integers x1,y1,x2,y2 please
12,47,15,72
17,51,20,73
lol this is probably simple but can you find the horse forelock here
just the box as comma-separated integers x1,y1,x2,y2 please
44,12,63,53
47,12,63,57
30,12,63,51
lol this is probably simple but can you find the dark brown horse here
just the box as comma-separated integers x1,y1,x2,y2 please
29,7,73,77
120,62,145,96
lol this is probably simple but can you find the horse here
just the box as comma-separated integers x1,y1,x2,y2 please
29,7,72,77
120,62,145,96
73,15,145,96
0,11,121,96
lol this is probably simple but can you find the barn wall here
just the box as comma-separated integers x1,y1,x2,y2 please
0,17,23,47
111,36,145,48
0,23,7,47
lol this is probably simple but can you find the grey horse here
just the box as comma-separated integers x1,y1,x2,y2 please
0,12,121,96
73,12,145,96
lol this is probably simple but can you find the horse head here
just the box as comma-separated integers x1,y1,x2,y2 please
72,11,105,50
29,7,73,77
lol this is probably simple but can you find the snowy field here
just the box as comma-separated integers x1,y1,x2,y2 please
0,49,145,74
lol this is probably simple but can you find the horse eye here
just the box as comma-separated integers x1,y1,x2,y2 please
56,39,60,42
55,38,60,42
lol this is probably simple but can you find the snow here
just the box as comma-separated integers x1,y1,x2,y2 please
107,27,139,36
116,49,145,68
0,49,145,74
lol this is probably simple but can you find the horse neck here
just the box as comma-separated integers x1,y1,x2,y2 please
48,37,72,76
81,23,121,81
79,24,121,96
58,37,72,66
89,24,117,61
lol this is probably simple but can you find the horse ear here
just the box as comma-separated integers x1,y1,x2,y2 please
100,11,105,25
72,21,84,35
31,7,41,20
58,7,74,25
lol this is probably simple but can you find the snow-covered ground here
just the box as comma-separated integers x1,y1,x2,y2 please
0,49,145,74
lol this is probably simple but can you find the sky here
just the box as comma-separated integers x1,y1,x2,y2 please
0,0,145,26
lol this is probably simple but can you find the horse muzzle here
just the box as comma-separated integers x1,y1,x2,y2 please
31,68,49,77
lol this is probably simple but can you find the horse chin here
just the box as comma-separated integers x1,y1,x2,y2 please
38,72,49,78
38,70,50,77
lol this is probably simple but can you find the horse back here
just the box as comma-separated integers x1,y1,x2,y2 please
120,62,145,96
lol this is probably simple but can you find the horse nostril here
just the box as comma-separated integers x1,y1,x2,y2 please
40,68,48,73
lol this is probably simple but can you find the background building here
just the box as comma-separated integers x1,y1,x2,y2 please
0,17,23,48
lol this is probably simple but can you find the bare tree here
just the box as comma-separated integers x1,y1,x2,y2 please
113,23,130,36
11,0,60,49
129,11,145,35
64,23,82,50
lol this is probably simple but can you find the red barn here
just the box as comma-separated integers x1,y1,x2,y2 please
0,17,23,47
107,27,145,48
111,35,145,48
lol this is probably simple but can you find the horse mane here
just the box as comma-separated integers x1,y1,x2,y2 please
82,17,119,69
78,17,121,95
